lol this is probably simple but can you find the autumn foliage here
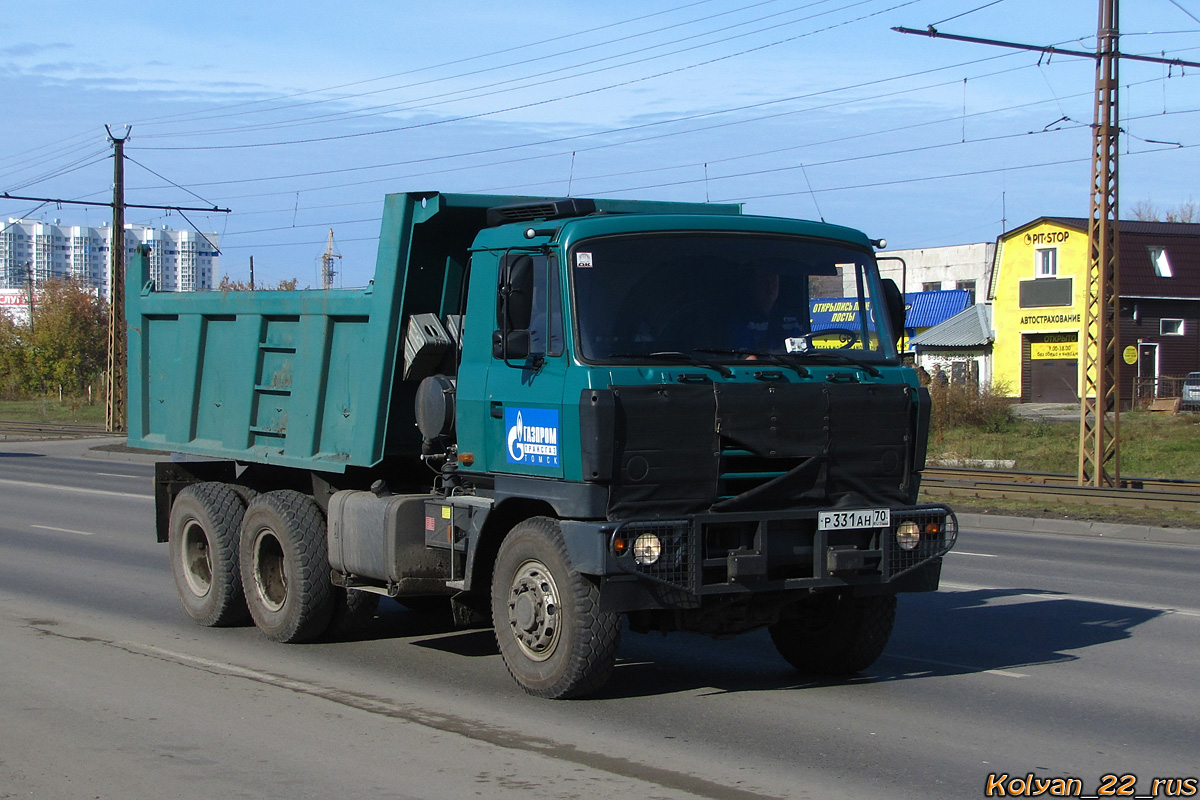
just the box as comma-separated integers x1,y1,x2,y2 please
0,279,108,400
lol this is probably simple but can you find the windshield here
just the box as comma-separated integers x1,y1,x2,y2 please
570,232,895,364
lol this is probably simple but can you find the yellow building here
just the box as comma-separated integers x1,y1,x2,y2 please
990,218,1087,402
990,216,1200,405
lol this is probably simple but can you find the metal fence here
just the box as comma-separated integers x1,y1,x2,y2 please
1133,375,1198,410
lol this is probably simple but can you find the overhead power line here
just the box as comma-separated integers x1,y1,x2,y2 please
136,0,921,151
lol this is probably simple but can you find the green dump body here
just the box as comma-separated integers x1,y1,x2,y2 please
125,191,741,471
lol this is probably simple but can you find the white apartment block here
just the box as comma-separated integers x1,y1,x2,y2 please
0,219,219,299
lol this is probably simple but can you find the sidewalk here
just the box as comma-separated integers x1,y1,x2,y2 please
956,512,1199,546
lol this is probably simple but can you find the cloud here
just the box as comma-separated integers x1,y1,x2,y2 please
0,42,71,58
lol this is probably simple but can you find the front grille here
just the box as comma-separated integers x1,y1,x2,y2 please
718,446,804,500
611,520,696,593
888,506,958,577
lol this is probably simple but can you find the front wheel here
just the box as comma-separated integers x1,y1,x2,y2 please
491,517,620,699
769,593,896,675
239,490,335,643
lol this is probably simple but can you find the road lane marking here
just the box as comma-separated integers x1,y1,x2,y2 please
949,551,998,557
941,581,1200,618
30,524,95,536
94,472,144,480
0,476,151,501
885,653,1028,679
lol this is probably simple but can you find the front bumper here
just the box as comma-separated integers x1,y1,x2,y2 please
567,504,955,607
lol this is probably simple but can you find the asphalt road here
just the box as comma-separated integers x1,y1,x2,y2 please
0,439,1196,800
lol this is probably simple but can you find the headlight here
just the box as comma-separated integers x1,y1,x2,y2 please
632,533,663,565
895,521,921,551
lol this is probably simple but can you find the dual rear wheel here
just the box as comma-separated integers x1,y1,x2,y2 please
168,486,377,642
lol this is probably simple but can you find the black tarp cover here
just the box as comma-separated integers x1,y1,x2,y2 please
606,382,915,520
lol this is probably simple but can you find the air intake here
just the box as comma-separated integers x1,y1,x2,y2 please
485,198,597,227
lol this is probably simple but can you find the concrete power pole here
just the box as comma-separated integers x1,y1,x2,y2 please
1079,0,1121,487
105,126,130,434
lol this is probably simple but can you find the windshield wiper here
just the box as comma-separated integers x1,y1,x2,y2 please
694,348,810,378
607,350,734,379
787,350,881,377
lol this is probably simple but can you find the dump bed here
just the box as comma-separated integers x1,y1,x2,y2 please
126,190,740,471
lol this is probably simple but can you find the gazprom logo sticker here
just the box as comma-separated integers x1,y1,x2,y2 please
505,408,560,467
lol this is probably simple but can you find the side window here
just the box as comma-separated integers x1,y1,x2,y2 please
496,252,562,359
529,254,563,356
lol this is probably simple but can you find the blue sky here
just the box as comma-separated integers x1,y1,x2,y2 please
2,0,1198,286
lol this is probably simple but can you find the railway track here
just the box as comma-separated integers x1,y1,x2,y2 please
922,466,1200,513
0,420,110,439
0,421,1193,513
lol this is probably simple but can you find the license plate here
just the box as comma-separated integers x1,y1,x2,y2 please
818,508,890,530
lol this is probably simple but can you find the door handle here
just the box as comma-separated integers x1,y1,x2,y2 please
490,401,503,419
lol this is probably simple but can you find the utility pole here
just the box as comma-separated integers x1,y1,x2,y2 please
105,125,130,434
1079,0,1120,487
24,263,34,331
2,151,230,432
895,1,1200,488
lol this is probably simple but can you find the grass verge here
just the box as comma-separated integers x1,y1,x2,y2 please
0,398,105,425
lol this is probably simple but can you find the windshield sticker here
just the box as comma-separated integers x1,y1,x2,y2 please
576,251,593,269
785,337,810,354
505,408,560,467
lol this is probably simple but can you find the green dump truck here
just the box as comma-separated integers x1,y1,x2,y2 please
131,191,957,698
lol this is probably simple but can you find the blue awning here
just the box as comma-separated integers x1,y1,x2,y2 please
904,289,972,328
807,289,971,331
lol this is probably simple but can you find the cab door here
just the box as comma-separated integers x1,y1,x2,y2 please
484,251,568,477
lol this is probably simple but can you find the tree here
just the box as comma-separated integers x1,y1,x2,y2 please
0,279,108,399
29,279,108,396
1130,200,1198,223
218,275,300,291
0,313,31,398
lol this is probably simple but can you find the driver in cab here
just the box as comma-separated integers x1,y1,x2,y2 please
731,265,803,354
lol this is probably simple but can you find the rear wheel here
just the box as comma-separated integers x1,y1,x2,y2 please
325,587,381,640
239,490,334,643
769,593,897,675
168,482,251,627
491,517,620,699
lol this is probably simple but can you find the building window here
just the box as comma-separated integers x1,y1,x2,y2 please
1036,248,1057,277
956,280,977,305
1161,318,1185,336
922,281,941,292
1148,246,1173,278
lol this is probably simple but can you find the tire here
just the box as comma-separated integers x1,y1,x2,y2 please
239,490,335,643
325,587,381,640
228,484,260,507
491,517,620,699
769,593,897,675
168,482,252,627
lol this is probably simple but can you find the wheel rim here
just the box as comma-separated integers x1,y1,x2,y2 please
505,558,561,662
180,519,213,598
251,527,287,613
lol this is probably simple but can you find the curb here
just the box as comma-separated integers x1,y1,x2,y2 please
957,512,1200,546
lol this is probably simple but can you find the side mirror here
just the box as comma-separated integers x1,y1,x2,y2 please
493,253,539,367
881,278,905,339
497,253,534,332
492,329,531,360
